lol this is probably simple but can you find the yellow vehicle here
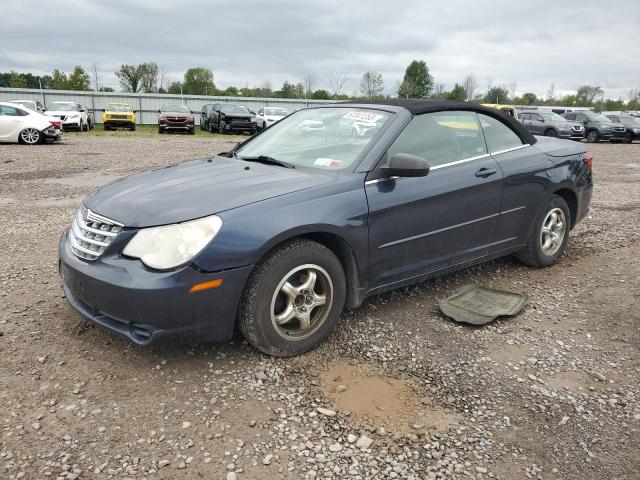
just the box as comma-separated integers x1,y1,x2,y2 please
102,103,136,131
481,104,518,118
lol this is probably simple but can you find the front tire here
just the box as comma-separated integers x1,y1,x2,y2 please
586,129,599,143
544,128,557,137
238,239,346,357
625,132,633,143
516,195,571,268
19,128,42,145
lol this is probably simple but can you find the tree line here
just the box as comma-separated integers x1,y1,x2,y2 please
2,61,639,111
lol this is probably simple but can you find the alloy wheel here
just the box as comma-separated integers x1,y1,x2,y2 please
540,208,566,256
270,264,333,340
587,130,598,143
20,128,40,144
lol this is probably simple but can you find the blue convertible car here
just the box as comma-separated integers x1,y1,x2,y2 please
59,101,593,356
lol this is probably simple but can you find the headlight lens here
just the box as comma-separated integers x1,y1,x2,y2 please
123,215,222,270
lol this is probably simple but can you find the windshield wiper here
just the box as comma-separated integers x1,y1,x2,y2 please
239,155,296,169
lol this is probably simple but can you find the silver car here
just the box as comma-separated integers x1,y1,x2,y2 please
520,112,585,141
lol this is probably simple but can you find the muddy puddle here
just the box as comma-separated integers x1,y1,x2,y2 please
43,172,121,188
321,362,461,434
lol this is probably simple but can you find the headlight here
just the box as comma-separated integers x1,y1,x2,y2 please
123,215,222,270
634,128,640,133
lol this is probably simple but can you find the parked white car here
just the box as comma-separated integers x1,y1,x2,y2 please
45,101,92,131
255,107,288,130
0,102,63,144
10,98,46,113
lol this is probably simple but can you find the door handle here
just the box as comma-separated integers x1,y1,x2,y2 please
475,168,497,178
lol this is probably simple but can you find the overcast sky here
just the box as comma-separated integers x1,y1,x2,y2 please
2,0,639,99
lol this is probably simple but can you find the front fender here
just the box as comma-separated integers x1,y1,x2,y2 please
191,175,369,276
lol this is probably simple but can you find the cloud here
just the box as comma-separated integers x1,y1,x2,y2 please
1,0,638,98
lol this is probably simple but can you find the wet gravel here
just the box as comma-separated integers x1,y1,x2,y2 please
1,133,639,479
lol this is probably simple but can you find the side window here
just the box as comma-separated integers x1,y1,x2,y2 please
386,111,487,168
477,113,524,153
564,113,575,121
535,115,544,122
0,105,24,116
575,113,586,122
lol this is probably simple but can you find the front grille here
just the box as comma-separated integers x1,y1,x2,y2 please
572,125,583,131
615,127,625,132
56,115,67,121
167,116,186,122
110,114,129,120
229,117,250,123
69,206,123,261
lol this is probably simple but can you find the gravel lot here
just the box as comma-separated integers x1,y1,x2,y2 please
1,132,639,480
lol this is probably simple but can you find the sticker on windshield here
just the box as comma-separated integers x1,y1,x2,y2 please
314,158,342,169
342,111,384,123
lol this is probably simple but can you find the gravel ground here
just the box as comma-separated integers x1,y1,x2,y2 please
1,132,639,480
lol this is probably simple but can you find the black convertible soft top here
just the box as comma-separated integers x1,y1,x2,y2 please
345,99,536,145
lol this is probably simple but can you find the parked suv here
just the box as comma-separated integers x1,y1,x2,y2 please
605,114,640,143
206,104,256,134
102,103,136,131
563,111,626,143
45,101,93,131
158,104,195,134
520,112,584,140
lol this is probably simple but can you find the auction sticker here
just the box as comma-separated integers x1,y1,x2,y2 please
342,111,384,123
314,158,343,169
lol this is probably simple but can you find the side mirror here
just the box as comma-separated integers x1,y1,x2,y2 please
79,108,86,112
379,153,430,178
157,109,161,114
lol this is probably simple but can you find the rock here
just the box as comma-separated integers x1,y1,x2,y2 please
476,466,488,474
182,421,191,429
177,462,186,469
336,384,348,393
263,454,273,465
356,435,373,450
227,473,237,480
347,434,357,444
591,372,607,382
317,407,336,417
158,460,170,469
376,426,386,436
329,442,342,452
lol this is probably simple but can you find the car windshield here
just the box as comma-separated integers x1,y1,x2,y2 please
585,112,611,122
48,103,76,111
541,113,566,122
265,108,287,116
161,105,189,113
221,105,250,114
106,104,132,112
235,107,393,171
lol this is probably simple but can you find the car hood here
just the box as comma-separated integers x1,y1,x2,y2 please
84,156,332,228
46,110,79,115
265,115,285,121
224,112,253,119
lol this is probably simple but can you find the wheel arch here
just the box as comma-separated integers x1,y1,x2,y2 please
252,229,364,309
551,187,578,228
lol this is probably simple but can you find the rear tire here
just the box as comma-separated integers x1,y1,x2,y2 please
19,128,42,145
238,239,346,357
586,129,599,143
516,195,571,268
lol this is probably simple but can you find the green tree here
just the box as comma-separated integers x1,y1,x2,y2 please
51,69,69,90
446,83,466,101
484,86,509,104
312,89,331,100
9,72,27,88
67,65,91,91
182,67,216,95
359,71,385,100
575,85,604,106
139,63,159,93
397,60,433,98
116,64,143,92
223,86,239,96
274,81,304,99
167,81,183,94
521,92,537,105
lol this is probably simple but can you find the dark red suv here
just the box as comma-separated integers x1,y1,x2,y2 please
158,104,195,134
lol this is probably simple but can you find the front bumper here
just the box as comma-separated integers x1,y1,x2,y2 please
222,121,256,133
558,129,584,140
104,120,135,128
159,123,194,132
58,230,254,345
599,130,626,140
